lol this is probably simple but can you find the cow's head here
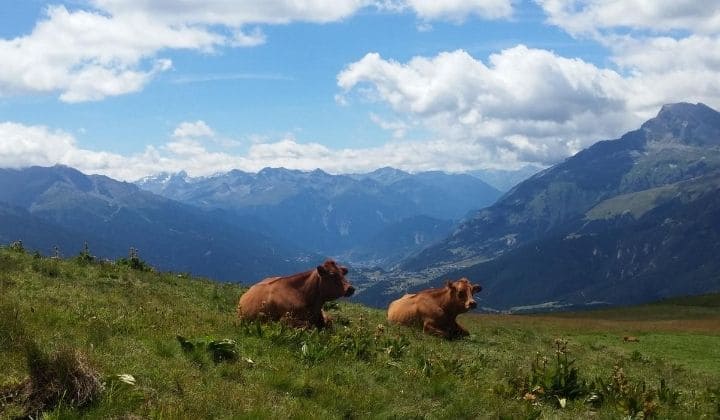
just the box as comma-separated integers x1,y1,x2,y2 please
446,277,482,312
316,259,355,300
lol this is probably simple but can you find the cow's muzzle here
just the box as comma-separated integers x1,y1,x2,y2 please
467,301,477,309
345,286,355,297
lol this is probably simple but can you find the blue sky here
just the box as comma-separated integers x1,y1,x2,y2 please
1,1,719,180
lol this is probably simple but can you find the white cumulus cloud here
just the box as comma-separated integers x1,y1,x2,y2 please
0,6,222,102
529,1,720,119
338,47,634,164
537,0,720,36
396,0,513,21
0,120,532,181
336,3,720,168
172,121,216,139
0,0,518,102
91,0,375,26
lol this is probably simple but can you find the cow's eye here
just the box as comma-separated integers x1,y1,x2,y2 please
459,291,466,298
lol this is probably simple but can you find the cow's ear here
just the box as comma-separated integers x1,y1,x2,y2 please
317,265,328,275
472,284,482,294
341,266,348,275
445,281,457,295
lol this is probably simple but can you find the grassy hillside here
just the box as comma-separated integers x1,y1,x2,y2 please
1,246,719,419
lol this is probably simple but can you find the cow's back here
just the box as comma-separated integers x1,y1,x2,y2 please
387,294,422,325
238,277,283,320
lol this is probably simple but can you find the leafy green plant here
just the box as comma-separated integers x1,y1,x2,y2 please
380,335,410,360
298,340,335,364
116,247,153,272
513,339,589,407
176,336,239,365
589,365,659,418
207,339,239,363
73,242,95,265
337,328,374,361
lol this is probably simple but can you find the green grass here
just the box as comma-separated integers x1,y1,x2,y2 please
1,247,719,419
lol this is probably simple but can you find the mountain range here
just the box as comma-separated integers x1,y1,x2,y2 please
136,167,502,266
0,165,311,282
355,103,720,310
0,165,501,282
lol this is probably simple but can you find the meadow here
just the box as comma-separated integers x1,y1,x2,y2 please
1,245,719,419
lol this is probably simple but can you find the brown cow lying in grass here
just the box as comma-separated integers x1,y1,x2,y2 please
387,278,482,339
237,259,355,328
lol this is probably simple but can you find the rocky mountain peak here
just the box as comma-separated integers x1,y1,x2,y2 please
642,102,720,146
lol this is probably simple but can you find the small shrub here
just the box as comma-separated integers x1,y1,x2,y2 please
513,339,590,407
116,247,153,272
589,365,659,418
73,242,95,265
116,257,153,272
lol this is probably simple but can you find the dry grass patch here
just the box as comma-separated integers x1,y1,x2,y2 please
0,343,104,417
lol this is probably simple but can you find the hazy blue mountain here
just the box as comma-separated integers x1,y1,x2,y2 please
341,215,454,267
0,202,104,257
467,165,544,192
136,167,502,264
0,165,311,282
369,102,720,310
350,167,411,186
